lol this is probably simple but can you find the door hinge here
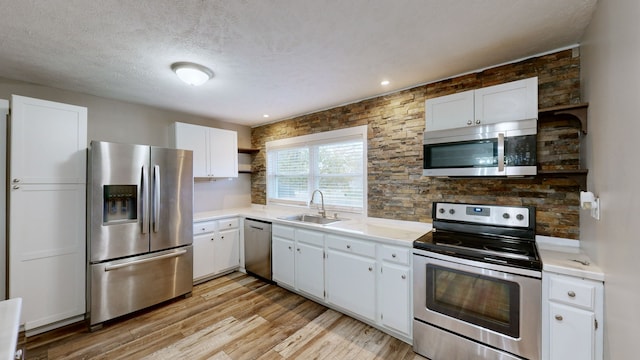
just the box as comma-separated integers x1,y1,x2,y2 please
323,251,326,259
381,313,384,320
595,319,599,330
324,290,326,298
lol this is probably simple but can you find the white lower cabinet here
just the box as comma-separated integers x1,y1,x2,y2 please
193,217,240,282
543,271,603,360
379,245,411,337
272,235,295,287
325,235,376,322
272,225,324,300
270,224,413,343
295,229,325,299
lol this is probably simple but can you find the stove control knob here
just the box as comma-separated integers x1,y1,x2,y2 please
516,214,525,221
449,209,455,215
438,208,445,214
502,213,510,219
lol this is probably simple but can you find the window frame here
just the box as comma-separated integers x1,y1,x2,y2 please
265,125,368,215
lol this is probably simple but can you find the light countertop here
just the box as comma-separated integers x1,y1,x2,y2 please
536,236,604,282
194,205,432,246
0,298,21,360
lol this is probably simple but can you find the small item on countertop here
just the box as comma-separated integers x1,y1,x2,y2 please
571,259,590,266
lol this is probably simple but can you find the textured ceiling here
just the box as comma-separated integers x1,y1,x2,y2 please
0,0,597,126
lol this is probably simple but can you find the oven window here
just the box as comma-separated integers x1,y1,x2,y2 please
424,140,497,169
426,264,520,338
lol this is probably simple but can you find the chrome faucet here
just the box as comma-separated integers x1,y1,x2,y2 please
310,189,326,218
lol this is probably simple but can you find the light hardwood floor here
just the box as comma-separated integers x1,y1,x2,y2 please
21,272,427,359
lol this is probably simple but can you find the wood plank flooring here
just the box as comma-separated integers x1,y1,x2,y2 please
20,272,426,359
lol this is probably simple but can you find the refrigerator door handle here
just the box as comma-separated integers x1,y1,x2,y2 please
104,249,187,271
153,165,160,233
141,165,149,234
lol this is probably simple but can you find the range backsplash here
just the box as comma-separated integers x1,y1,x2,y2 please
251,49,582,239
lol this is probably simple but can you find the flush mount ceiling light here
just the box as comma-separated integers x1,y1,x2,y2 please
380,80,390,86
171,62,214,86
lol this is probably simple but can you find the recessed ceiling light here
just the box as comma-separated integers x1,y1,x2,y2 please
263,114,270,118
171,62,214,86
380,80,390,86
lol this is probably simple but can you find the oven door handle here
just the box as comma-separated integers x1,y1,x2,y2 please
497,133,505,172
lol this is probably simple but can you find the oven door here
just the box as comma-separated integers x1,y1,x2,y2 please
413,250,541,360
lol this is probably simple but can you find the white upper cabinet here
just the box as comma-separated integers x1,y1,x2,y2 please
10,95,87,184
173,122,238,178
425,91,475,132
425,77,538,132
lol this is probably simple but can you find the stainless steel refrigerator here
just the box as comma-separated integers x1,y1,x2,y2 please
87,141,193,328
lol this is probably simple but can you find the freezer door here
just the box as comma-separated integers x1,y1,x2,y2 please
89,246,193,326
149,146,193,252
89,141,151,262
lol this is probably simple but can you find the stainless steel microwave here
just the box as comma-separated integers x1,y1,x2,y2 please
423,119,537,177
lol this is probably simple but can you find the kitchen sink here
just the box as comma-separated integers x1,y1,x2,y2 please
279,214,342,225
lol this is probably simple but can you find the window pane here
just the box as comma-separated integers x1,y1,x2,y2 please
318,141,363,175
276,176,308,200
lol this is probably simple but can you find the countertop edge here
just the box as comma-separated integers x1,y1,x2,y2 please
194,207,432,246
0,298,22,360
536,236,605,282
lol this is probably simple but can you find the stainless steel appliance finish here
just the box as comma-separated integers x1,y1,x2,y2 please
413,202,541,360
244,218,272,281
423,119,537,177
87,141,194,327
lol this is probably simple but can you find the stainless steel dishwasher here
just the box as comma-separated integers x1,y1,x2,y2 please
244,218,272,281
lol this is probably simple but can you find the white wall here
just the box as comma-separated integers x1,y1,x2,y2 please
580,1,640,359
0,77,252,220
0,100,7,299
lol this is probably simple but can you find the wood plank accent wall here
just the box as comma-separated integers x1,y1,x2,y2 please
251,49,582,239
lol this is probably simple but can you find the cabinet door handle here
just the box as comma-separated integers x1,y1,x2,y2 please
568,291,576,298
392,253,397,258
555,315,563,321
401,274,406,279
13,178,20,183
368,266,373,272
288,246,292,250
297,248,301,252
346,245,351,249
475,119,481,125
467,120,472,125
12,185,19,190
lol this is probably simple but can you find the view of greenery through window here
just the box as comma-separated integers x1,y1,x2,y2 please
268,136,364,212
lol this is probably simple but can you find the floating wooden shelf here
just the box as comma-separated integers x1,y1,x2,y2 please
238,148,260,154
539,103,589,134
538,169,589,191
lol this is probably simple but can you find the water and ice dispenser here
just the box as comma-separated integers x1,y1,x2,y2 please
103,185,137,224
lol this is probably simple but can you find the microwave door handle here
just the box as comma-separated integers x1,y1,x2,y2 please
153,165,160,233
141,165,149,234
497,133,505,172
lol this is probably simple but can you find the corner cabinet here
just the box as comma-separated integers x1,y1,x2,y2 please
192,217,240,283
542,271,604,360
172,122,238,178
425,77,538,132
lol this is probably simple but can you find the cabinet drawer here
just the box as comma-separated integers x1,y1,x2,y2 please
193,221,217,235
219,218,239,230
273,224,295,240
326,235,375,258
380,245,410,265
548,274,596,310
296,229,324,247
